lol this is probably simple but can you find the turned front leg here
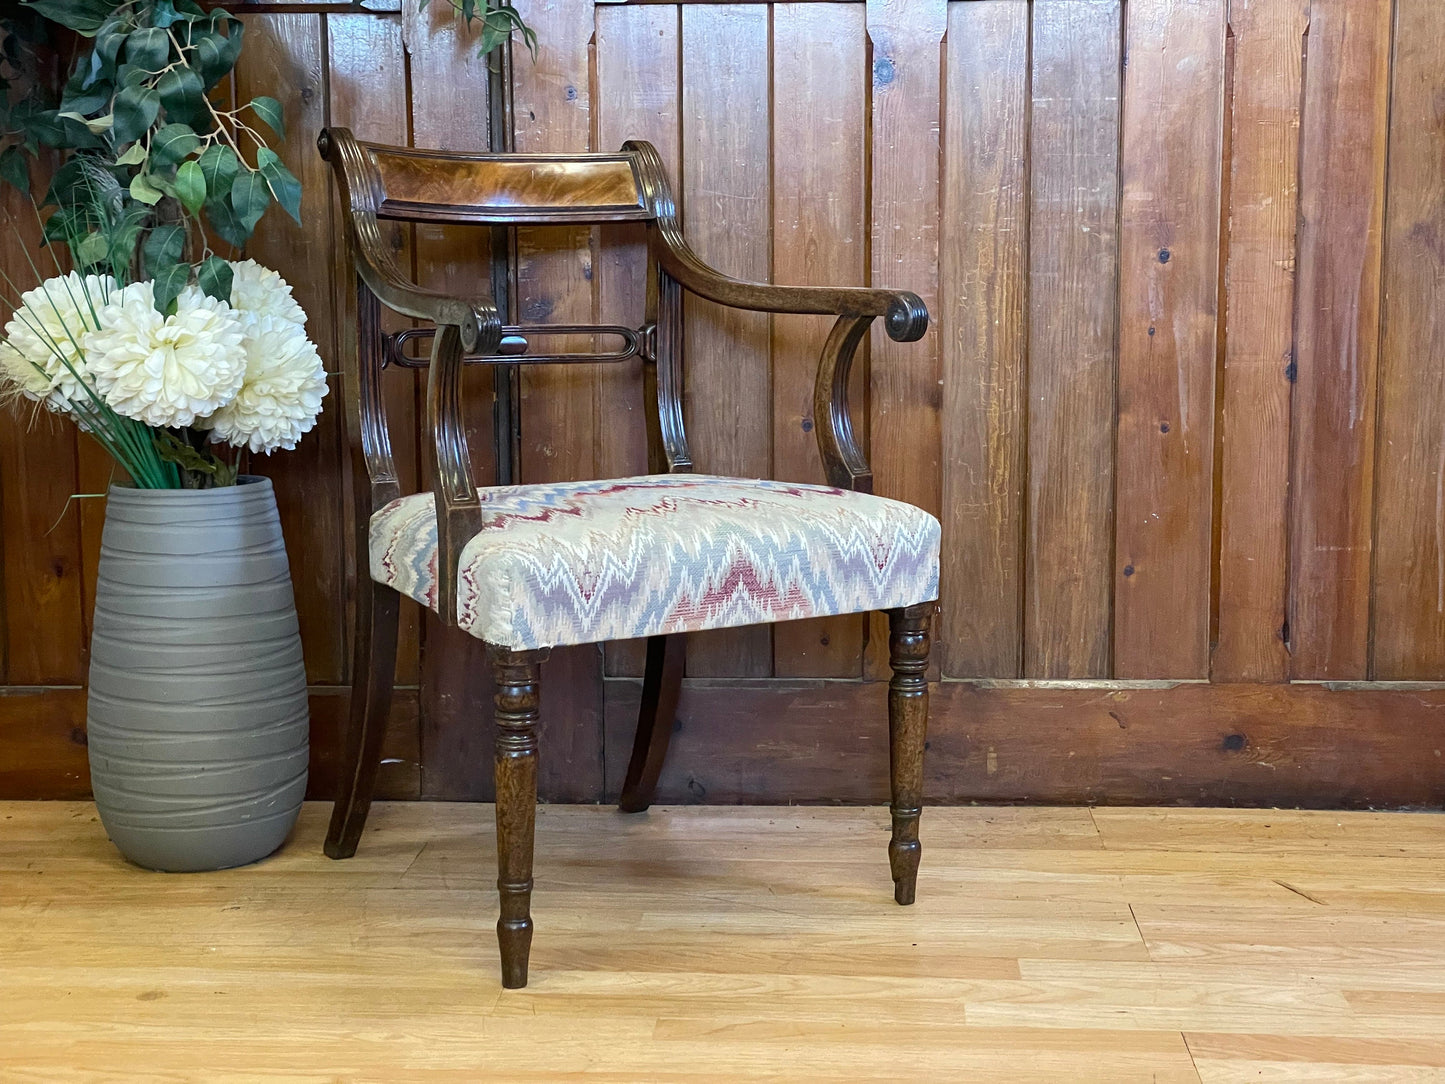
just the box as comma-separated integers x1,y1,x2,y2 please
886,604,933,905
491,647,548,989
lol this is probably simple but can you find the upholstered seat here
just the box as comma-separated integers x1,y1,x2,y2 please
371,475,941,650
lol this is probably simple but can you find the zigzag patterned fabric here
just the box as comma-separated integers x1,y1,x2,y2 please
370,474,941,650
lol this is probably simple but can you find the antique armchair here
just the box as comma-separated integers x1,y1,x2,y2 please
318,128,941,988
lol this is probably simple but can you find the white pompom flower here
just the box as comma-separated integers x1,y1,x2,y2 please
0,272,116,413
224,258,306,330
85,281,247,428
204,312,328,454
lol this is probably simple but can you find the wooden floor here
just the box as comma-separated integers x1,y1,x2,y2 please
4,803,1445,1082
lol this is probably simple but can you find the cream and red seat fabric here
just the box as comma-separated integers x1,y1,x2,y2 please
369,474,940,650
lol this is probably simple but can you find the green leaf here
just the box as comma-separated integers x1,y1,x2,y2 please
154,428,225,478
150,122,199,165
129,171,163,206
230,169,269,233
95,16,126,70
197,143,237,199
0,146,31,194
57,109,113,134
191,17,243,89
108,220,145,280
256,147,301,225
21,0,117,35
79,48,104,90
123,27,169,72
155,66,205,127
112,83,160,144
142,223,187,278
17,110,69,149
246,95,284,139
117,63,151,88
150,0,186,29
74,229,109,267
150,261,191,315
196,254,233,304
175,159,205,213
203,197,247,248
43,206,84,244
115,142,147,167
26,109,104,150
58,74,111,116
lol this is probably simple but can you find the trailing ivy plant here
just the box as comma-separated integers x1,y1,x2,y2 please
0,0,301,316
424,0,537,62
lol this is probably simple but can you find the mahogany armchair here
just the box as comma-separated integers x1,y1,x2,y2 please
318,128,941,988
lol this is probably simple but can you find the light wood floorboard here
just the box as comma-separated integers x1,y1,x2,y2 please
3,802,1445,1081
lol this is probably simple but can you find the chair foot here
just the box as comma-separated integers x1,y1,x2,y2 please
618,634,686,813
492,646,548,989
325,582,400,860
886,603,932,906
497,907,534,989
889,809,922,905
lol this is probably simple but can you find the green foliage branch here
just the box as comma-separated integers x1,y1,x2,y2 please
0,0,307,486
1,0,301,318
424,0,537,62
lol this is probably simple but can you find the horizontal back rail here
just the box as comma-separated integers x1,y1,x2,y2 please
387,325,643,368
369,146,651,225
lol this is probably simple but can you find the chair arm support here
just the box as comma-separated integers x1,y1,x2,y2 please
351,216,502,355
814,315,876,492
425,323,484,627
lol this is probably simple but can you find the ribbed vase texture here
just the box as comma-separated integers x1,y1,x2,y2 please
87,477,309,872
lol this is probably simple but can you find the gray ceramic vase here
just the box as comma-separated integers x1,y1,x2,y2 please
86,476,309,872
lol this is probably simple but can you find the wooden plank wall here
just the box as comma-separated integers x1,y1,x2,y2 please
3,0,1444,807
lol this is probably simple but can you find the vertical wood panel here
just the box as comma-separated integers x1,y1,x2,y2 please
938,0,1028,679
594,3,681,679
236,13,346,685
404,0,499,800
595,4,678,484
0,158,86,685
1372,0,1445,679
864,0,946,680
513,0,597,490
1113,0,1227,678
75,438,109,659
0,416,84,684
403,0,498,493
772,4,868,678
1287,0,1392,679
1213,0,1307,683
680,4,773,678
327,12,419,690
1025,0,1122,679
509,0,606,797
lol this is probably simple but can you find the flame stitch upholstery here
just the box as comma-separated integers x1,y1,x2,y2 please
370,475,941,650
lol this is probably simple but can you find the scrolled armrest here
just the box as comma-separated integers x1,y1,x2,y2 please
360,249,501,355
657,238,928,343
